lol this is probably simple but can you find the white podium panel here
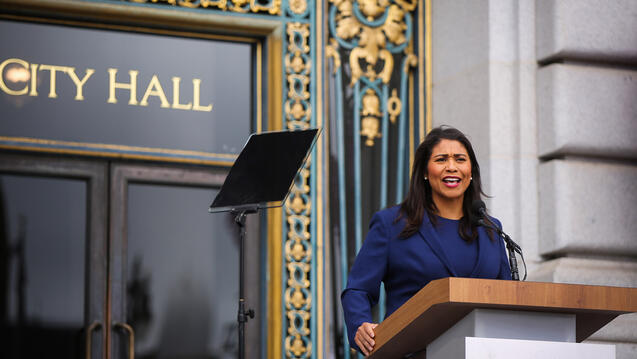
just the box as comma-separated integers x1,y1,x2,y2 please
465,337,615,359
426,309,615,359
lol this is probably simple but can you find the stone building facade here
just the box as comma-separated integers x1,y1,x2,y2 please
431,1,637,358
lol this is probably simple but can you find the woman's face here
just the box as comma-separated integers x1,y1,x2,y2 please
426,139,472,204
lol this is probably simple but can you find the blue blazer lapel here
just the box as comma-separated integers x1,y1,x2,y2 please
417,216,458,277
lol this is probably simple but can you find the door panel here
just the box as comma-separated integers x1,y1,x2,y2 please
0,156,260,359
1,174,86,358
0,154,107,359
109,164,261,359
127,183,238,358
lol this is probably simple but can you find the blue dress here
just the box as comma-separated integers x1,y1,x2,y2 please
341,206,512,353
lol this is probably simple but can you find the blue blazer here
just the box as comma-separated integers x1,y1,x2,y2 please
341,206,511,353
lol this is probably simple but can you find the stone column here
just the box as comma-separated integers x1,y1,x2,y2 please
534,1,637,357
432,1,637,357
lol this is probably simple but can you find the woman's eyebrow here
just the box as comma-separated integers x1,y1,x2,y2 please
433,153,467,157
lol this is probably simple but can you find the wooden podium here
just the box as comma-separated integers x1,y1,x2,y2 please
368,277,637,358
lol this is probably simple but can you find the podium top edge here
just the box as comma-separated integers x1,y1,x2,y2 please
369,277,637,358
439,277,637,312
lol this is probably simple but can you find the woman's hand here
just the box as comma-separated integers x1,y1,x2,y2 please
355,322,378,356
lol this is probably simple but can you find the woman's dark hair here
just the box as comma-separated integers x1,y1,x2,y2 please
398,125,488,241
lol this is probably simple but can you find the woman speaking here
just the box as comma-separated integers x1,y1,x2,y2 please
341,126,512,355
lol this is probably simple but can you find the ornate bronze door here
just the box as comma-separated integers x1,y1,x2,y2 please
0,156,262,359
108,163,262,359
0,153,108,359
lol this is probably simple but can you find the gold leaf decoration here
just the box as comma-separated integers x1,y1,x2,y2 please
382,4,407,45
289,0,307,14
122,0,281,14
387,88,401,124
284,22,313,358
361,116,381,146
361,89,381,117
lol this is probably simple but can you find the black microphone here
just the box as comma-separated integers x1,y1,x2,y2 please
471,199,525,281
471,199,489,227
472,199,488,218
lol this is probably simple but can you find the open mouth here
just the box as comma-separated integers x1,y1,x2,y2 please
442,176,461,187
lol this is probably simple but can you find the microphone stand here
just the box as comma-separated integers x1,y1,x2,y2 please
233,208,257,359
208,128,321,359
477,218,523,281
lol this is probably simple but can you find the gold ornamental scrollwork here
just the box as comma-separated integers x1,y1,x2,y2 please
361,116,381,146
325,39,342,74
331,0,409,85
361,88,382,146
285,23,312,132
284,163,313,358
284,22,313,358
122,0,281,15
329,0,418,146
387,88,401,124
287,23,311,55
288,0,308,14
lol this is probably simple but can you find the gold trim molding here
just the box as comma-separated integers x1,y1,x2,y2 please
122,0,281,15
283,21,313,358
